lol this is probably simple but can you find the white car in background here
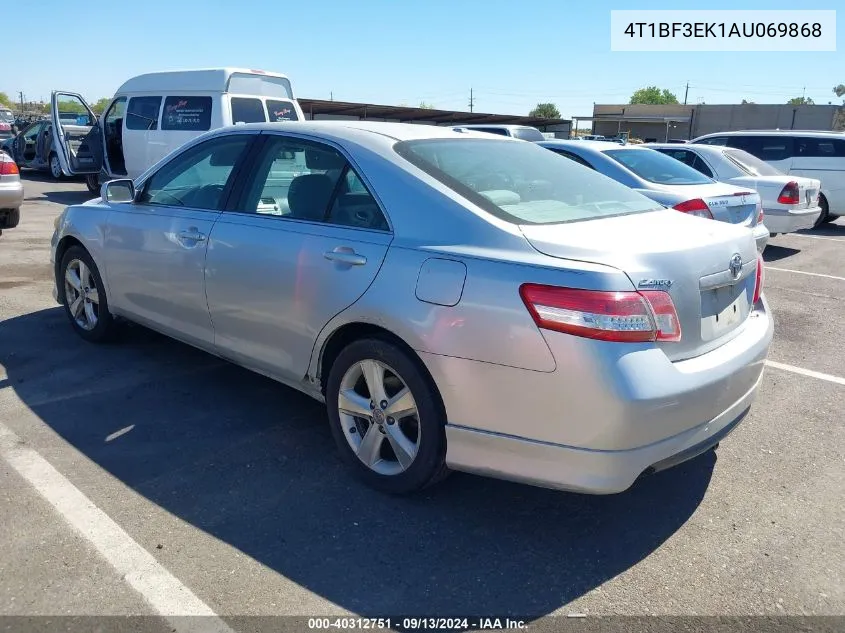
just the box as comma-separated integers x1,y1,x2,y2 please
648,143,822,237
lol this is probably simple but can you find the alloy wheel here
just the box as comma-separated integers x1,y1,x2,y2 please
64,258,99,331
337,359,421,476
50,155,61,179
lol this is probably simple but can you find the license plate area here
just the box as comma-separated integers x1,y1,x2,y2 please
700,283,750,341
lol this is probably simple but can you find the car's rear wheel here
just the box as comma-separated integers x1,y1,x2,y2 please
58,245,117,343
49,153,62,180
85,174,99,194
814,195,829,228
326,338,449,494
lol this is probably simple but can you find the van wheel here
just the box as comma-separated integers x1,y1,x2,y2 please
85,174,99,194
49,153,62,180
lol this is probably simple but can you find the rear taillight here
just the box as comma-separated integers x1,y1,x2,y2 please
519,284,682,343
757,201,764,224
753,254,764,304
777,181,800,205
672,198,713,219
0,159,18,175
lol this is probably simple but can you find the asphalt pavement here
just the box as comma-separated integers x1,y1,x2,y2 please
0,172,842,629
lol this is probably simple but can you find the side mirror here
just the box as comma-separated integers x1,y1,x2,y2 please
102,179,135,204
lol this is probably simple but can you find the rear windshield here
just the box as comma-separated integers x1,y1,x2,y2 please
724,149,782,177
394,139,662,225
604,148,713,185
512,127,545,141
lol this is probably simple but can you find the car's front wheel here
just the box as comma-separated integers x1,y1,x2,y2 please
326,338,449,494
49,153,62,180
85,174,99,194
58,245,117,343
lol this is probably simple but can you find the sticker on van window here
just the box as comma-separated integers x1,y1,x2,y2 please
161,96,212,131
267,100,299,122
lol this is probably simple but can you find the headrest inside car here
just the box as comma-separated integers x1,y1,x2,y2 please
305,148,346,170
209,142,244,167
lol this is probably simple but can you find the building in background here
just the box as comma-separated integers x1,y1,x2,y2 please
579,104,845,142
299,98,572,138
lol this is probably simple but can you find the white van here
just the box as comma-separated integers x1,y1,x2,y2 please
691,130,845,225
51,68,305,192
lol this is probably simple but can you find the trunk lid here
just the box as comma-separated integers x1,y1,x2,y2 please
727,175,819,210
654,182,761,226
520,209,759,361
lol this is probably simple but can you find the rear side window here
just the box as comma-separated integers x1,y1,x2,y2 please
549,149,595,169
266,100,299,121
161,96,212,131
728,136,794,161
796,137,845,157
126,96,161,130
231,97,266,124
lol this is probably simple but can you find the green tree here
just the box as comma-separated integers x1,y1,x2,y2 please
787,96,814,105
0,92,13,108
629,86,679,105
529,102,561,118
833,84,845,104
92,98,112,114
418,101,434,109
741,99,755,105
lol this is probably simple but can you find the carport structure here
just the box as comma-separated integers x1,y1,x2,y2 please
579,106,695,141
299,98,572,136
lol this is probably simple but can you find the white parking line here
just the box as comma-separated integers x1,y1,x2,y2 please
789,233,845,243
0,422,234,633
765,360,845,386
765,266,845,282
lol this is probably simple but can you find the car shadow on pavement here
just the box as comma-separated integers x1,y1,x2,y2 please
20,172,94,207
0,307,716,619
800,221,845,238
762,245,801,262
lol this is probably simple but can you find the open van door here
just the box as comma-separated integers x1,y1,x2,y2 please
51,91,103,176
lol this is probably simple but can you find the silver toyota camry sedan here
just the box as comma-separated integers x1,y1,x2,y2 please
50,122,773,495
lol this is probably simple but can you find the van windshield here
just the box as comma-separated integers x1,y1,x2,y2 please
394,138,662,225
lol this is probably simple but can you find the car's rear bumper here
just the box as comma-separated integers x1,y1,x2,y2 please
425,296,773,494
0,181,23,209
764,205,821,234
752,223,769,252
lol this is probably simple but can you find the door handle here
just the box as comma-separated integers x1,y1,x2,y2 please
178,228,206,242
324,247,366,266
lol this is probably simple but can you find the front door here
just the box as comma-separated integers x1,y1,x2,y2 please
102,97,127,176
103,133,254,347
205,133,392,382
51,91,102,175
16,122,44,166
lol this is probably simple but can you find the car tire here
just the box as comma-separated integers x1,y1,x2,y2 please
814,195,829,228
0,208,19,229
49,153,63,180
58,245,117,343
85,174,99,194
325,337,449,494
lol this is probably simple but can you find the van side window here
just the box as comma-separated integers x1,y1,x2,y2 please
126,96,162,130
231,98,266,124
796,138,845,157
266,100,299,121
161,96,213,131
697,136,727,146
730,136,793,161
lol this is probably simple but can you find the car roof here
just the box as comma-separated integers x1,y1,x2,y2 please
647,143,727,154
450,124,536,130
694,130,845,139
540,139,646,153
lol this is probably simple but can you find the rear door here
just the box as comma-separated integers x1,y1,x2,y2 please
50,91,102,175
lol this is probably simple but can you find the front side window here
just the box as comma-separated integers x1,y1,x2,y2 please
105,98,126,126
55,93,95,127
604,148,713,185
139,135,251,209
395,138,662,225
126,96,162,130
240,136,388,230
266,99,299,122
231,97,266,124
161,96,212,131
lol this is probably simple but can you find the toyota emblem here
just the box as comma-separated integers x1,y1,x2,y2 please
729,253,743,279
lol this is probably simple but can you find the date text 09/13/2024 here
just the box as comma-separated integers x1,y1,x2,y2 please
307,617,528,631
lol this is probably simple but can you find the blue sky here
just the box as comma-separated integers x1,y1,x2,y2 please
4,0,842,119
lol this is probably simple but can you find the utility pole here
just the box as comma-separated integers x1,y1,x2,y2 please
802,86,806,101
684,82,689,105
18,91,24,113
468,87,474,113
330,91,333,101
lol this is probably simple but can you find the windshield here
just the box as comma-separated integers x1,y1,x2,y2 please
605,148,713,185
0,110,13,123
394,139,663,225
724,148,782,177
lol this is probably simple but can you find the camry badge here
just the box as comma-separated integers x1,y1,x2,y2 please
729,253,743,279
638,279,673,290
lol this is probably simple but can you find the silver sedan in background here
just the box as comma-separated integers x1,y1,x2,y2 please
539,140,770,252
647,143,822,237
0,150,23,236
51,122,773,495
